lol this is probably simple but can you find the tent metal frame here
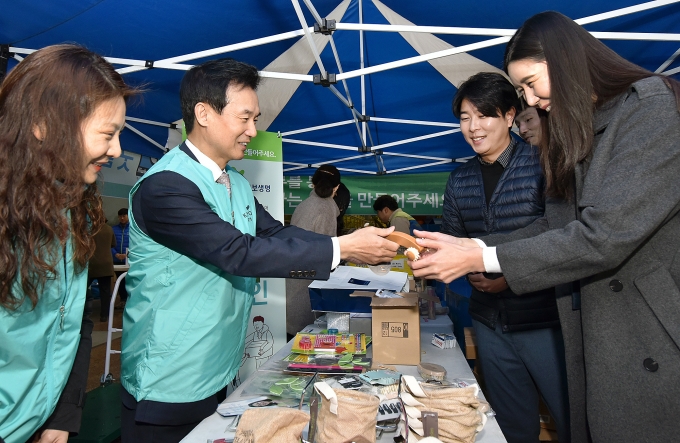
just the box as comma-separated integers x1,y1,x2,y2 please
8,0,680,174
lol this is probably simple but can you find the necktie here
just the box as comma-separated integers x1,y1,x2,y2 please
216,171,235,223
216,171,231,197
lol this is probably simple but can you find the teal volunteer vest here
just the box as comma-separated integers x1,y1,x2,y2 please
0,235,87,443
121,147,257,403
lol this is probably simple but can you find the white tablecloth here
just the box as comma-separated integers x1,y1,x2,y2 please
181,315,506,442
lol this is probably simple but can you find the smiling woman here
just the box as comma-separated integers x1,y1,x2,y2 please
410,11,680,443
0,44,137,443
81,97,127,184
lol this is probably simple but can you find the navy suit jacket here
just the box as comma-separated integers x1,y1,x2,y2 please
125,143,335,426
132,143,333,281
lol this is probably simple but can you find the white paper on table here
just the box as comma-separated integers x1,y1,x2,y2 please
308,266,407,291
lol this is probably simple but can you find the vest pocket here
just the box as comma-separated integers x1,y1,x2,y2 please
146,289,219,358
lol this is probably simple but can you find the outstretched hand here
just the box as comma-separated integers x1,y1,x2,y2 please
408,230,485,283
338,226,399,265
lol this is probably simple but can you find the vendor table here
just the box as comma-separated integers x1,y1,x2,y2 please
181,315,507,442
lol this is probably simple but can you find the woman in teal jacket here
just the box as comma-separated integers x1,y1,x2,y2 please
0,45,134,443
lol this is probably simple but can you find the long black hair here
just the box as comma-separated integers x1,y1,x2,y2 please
504,11,680,199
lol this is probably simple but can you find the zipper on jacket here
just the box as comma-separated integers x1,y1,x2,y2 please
59,305,65,331
59,247,69,330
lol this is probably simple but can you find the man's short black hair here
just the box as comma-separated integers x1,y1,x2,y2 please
180,58,261,134
118,208,128,216
452,72,520,119
373,195,399,212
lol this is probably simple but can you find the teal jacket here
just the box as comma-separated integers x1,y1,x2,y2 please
121,148,257,403
0,237,87,443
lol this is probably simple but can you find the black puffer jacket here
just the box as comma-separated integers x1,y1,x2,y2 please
442,140,559,332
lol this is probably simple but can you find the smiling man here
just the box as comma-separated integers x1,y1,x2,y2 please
515,105,547,147
119,58,397,442
442,72,569,443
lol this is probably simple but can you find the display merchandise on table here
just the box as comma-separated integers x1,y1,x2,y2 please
182,314,507,442
290,331,368,354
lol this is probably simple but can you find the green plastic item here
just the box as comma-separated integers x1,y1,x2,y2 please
274,377,298,385
269,385,284,396
338,354,354,364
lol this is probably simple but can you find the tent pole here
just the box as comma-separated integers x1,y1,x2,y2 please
284,161,376,175
387,161,454,174
281,120,355,137
592,32,680,41
372,117,459,128
656,47,680,73
283,138,359,151
337,36,511,81
383,152,455,162
125,116,174,128
336,23,516,36
373,129,461,150
116,29,309,75
335,24,680,41
290,0,328,78
124,123,166,151
302,0,372,150
359,0,367,147
575,0,680,25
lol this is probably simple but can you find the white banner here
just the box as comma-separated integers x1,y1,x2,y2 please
229,131,286,390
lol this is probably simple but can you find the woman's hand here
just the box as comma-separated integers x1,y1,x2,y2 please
34,429,69,443
408,231,485,283
468,273,508,293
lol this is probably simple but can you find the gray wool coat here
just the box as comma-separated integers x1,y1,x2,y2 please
484,76,680,443
286,191,339,335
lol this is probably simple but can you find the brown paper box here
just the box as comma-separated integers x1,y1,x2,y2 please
351,290,439,365
464,327,477,360
539,397,557,431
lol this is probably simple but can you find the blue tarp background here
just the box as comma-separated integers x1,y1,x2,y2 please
2,1,679,175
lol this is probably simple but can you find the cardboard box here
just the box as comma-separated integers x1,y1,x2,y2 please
539,427,559,441
351,290,439,365
539,397,557,431
464,327,477,360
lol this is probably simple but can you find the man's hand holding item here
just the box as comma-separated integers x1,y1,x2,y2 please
338,226,399,265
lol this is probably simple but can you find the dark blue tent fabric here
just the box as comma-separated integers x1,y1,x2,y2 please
2,0,679,175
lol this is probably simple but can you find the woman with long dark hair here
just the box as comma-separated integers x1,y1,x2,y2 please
411,11,680,442
0,45,134,443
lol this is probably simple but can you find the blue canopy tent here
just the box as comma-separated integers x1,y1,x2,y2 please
2,0,679,176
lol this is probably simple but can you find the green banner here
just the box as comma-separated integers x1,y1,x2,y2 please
283,171,450,215
243,131,282,162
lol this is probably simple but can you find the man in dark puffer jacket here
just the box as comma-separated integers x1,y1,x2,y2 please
442,73,569,443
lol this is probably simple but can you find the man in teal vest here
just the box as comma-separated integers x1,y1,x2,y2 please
120,58,398,442
373,194,422,235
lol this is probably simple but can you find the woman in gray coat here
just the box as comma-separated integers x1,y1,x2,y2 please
285,165,341,336
411,11,680,443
